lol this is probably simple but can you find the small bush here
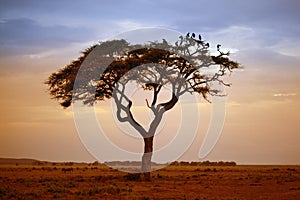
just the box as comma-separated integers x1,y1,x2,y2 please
157,173,162,179
124,173,141,181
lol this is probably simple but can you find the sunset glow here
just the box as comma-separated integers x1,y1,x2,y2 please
0,0,299,164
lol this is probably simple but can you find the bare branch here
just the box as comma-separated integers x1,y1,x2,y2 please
113,83,147,137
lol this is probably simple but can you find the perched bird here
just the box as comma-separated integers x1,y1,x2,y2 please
192,33,196,38
217,44,221,50
187,32,190,37
198,34,202,41
162,39,168,46
206,42,210,48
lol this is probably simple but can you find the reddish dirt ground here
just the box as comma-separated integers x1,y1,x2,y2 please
0,165,300,199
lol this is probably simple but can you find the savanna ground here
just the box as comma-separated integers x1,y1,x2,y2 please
0,164,300,200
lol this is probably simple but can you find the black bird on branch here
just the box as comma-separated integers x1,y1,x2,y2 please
198,34,202,41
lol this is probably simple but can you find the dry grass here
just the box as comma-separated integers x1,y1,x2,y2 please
0,165,300,199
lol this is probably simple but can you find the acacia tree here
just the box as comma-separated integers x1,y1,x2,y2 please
46,33,239,180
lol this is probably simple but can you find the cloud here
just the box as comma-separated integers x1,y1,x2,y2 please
1,0,299,34
0,0,299,82
235,48,300,69
273,93,297,97
0,18,94,55
0,1,299,56
0,17,167,58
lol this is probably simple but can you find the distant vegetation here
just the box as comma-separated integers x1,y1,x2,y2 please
105,160,236,167
170,161,236,166
0,158,236,167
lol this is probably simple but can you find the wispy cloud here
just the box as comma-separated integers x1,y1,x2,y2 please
0,18,95,55
273,93,297,97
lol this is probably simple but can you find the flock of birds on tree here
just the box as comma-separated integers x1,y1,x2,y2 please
175,32,222,52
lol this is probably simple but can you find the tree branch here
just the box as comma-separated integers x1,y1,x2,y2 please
113,83,147,137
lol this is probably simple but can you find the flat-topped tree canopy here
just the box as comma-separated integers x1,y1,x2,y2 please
45,34,240,108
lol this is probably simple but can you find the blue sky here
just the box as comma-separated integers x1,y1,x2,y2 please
1,0,299,55
0,0,299,79
1,0,299,98
0,0,299,163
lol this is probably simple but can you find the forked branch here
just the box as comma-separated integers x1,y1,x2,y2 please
113,83,147,137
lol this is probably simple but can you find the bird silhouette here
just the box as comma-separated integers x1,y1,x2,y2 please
217,44,221,49
192,33,195,38
162,39,168,46
206,43,210,48
198,34,202,41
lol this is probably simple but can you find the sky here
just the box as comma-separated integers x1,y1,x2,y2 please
0,0,299,164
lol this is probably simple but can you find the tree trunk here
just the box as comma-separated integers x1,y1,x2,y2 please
141,135,154,181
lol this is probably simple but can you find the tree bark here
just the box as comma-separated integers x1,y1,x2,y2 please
141,135,154,181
